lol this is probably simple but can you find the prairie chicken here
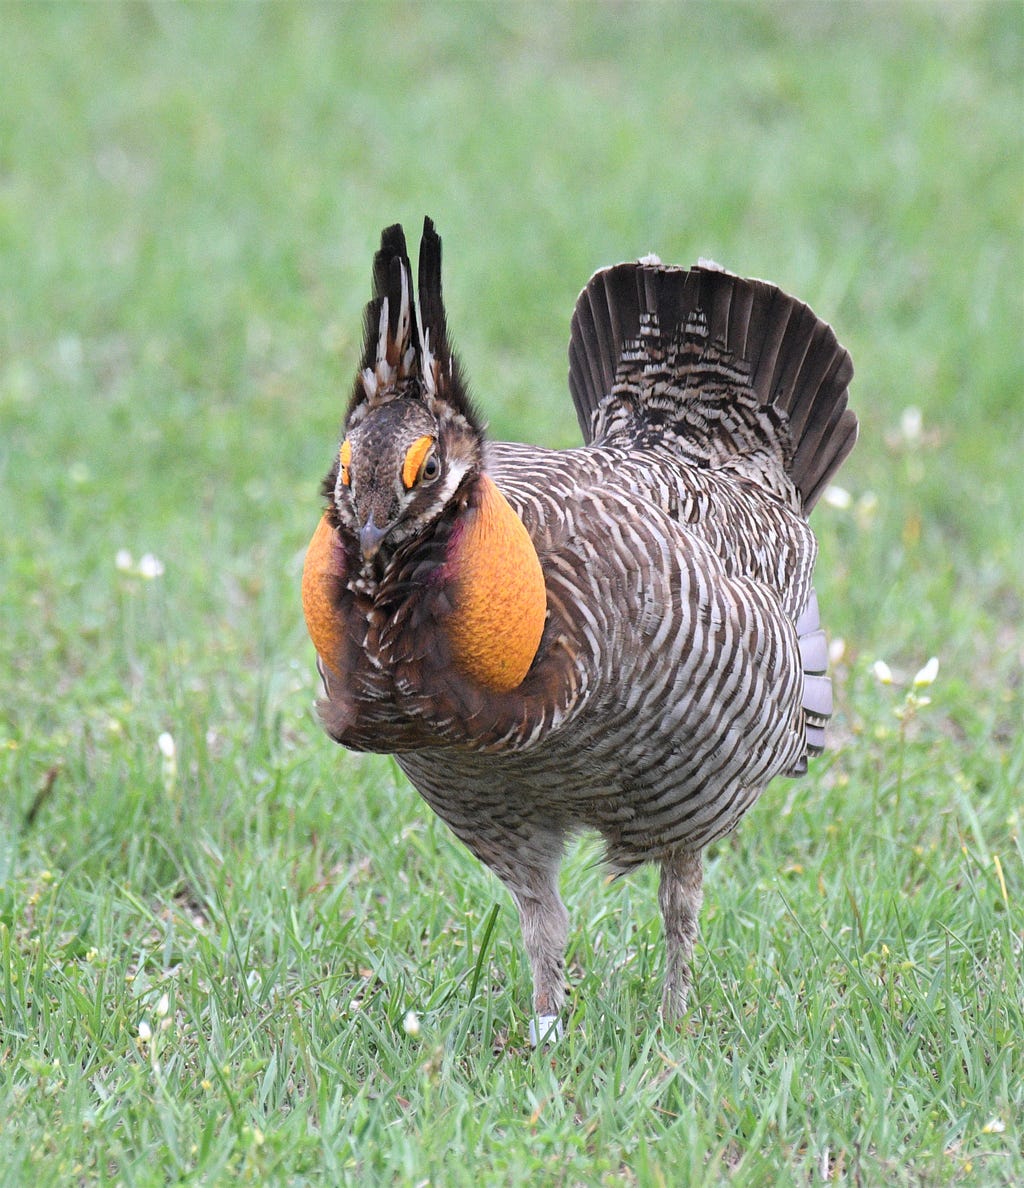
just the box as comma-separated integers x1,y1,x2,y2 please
303,218,856,1042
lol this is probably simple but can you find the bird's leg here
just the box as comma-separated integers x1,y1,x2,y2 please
658,848,704,1020
508,867,569,1046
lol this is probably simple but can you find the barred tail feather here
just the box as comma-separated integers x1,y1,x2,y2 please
568,259,857,514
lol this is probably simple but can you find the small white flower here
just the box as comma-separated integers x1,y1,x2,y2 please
138,1020,152,1043
872,660,893,685
823,485,852,510
982,1118,1006,1134
158,732,177,794
900,406,923,443
913,657,939,687
828,638,846,665
155,992,170,1018
115,549,135,572
138,553,165,579
403,1010,421,1036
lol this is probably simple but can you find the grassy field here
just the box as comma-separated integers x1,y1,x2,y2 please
1,2,1021,1184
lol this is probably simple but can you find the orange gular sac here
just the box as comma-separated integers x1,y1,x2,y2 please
301,515,348,678
301,476,546,696
441,474,547,693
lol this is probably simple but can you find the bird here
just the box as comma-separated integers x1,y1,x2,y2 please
302,217,857,1043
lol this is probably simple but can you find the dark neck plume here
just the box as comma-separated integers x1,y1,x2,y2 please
348,218,482,434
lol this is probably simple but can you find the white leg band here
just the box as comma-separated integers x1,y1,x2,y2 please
528,1013,563,1047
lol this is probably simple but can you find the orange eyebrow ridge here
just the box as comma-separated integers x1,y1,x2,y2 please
402,435,435,489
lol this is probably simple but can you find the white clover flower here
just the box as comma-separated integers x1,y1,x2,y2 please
823,485,852,510
900,406,923,444
138,553,165,579
872,660,893,685
913,657,939,687
158,732,177,794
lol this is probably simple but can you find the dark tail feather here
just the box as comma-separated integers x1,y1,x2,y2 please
568,259,857,513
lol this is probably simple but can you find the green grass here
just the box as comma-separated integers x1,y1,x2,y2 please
1,2,1021,1184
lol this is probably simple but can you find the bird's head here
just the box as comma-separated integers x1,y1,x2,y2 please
307,218,546,695
324,218,485,566
332,394,482,563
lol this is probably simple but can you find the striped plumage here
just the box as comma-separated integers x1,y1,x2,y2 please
302,218,857,1039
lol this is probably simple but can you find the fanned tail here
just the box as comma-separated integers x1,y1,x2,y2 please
568,259,857,513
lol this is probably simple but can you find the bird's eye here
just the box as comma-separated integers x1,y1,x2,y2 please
339,439,352,487
419,451,440,482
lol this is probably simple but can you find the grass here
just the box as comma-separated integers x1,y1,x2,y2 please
1,2,1021,1183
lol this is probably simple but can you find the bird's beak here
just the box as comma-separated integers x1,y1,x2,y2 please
359,516,388,562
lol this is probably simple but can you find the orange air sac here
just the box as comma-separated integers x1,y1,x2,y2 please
445,475,547,693
302,515,347,678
